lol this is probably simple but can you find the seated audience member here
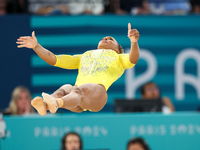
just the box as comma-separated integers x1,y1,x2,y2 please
141,82,175,113
104,0,115,13
2,86,35,115
190,0,200,14
6,0,28,14
61,132,83,150
149,0,165,15
164,0,191,15
28,0,104,15
68,0,104,15
127,137,150,150
28,0,69,15
0,0,7,15
115,0,150,15
141,0,151,15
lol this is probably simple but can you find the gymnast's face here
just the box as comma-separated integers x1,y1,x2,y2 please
98,36,120,54
65,134,81,150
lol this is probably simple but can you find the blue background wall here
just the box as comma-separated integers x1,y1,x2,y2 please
0,15,200,111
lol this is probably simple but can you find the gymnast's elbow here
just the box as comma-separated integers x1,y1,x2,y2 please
129,53,139,64
46,58,57,66
48,62,56,66
130,58,139,64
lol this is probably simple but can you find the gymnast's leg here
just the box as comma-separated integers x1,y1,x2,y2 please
31,84,73,115
43,83,107,113
76,83,108,112
51,84,73,98
42,85,83,113
51,84,84,113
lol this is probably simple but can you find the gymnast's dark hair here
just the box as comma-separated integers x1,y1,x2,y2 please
61,132,83,150
127,137,150,150
118,44,124,53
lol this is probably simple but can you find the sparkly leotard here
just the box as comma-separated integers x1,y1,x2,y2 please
54,49,135,91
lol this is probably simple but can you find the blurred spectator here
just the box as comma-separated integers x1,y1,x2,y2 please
164,0,191,15
6,0,28,14
0,0,6,15
28,0,104,15
61,132,83,150
115,0,150,15
127,137,150,150
68,0,104,15
28,0,69,15
112,0,127,14
190,0,200,14
104,0,115,13
149,0,165,15
141,82,175,113
141,0,151,15
2,86,35,115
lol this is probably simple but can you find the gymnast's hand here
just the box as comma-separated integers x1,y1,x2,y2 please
16,31,38,49
127,23,140,44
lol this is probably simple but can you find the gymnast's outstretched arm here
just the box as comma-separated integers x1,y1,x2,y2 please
16,31,56,66
127,23,140,64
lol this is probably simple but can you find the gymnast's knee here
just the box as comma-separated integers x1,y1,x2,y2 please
61,84,73,89
59,84,73,94
56,88,66,95
71,87,83,96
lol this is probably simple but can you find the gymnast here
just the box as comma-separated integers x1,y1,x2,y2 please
16,23,140,115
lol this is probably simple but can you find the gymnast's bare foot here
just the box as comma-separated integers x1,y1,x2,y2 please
42,92,58,114
31,97,47,116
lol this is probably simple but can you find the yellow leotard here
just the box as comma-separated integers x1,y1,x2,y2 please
54,49,135,91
